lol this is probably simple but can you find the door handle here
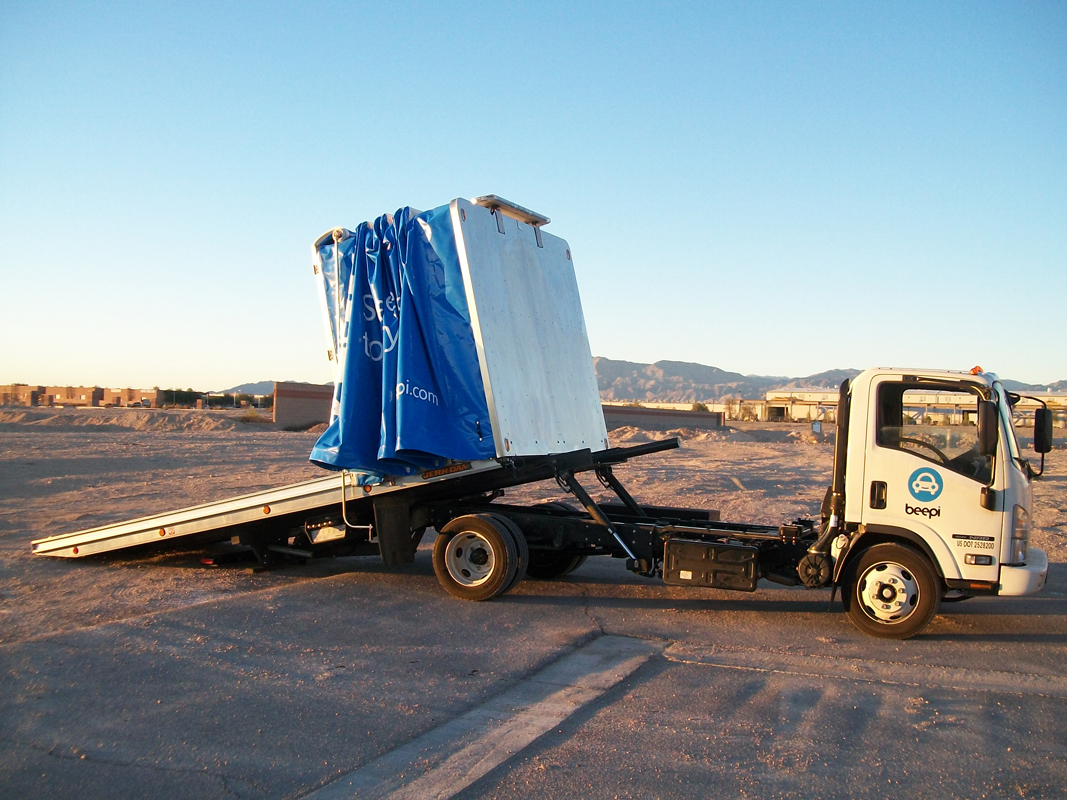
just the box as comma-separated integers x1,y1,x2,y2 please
870,481,887,509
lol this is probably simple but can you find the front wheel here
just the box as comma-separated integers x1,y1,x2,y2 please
433,514,519,601
843,543,941,639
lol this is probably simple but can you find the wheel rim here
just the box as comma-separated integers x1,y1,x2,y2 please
444,532,495,587
857,561,919,623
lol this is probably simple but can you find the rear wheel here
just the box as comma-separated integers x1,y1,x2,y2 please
526,550,588,580
843,543,941,639
433,515,518,601
525,501,588,580
486,513,528,592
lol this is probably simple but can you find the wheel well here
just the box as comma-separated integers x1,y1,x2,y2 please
836,526,945,586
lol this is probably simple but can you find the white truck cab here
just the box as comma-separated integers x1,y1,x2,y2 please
827,367,1050,637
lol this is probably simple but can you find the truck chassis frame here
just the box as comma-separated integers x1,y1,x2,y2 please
32,439,818,597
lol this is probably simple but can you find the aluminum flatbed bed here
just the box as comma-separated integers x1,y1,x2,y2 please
31,459,504,558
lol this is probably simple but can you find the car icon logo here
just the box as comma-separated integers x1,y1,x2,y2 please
907,468,943,501
912,474,939,495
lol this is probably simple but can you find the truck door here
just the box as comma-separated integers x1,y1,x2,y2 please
860,379,1001,583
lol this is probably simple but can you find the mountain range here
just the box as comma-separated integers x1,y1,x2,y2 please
220,361,1067,403
594,359,860,402
216,380,284,395
594,358,1067,402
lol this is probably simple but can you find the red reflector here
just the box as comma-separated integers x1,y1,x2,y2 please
72,546,79,555
263,506,270,514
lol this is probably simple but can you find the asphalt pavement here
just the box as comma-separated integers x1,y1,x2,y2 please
2,550,1066,799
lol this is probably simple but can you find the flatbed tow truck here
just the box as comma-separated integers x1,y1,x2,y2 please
32,196,1052,639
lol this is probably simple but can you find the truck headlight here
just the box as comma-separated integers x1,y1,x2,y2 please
1010,505,1030,564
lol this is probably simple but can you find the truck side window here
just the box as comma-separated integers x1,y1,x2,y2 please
876,384,992,484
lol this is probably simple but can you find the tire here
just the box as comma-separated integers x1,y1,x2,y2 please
433,514,518,601
843,543,941,639
486,513,528,592
525,501,587,580
525,551,588,580
540,500,580,513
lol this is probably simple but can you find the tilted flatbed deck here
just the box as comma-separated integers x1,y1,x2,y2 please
29,440,702,560
30,459,504,558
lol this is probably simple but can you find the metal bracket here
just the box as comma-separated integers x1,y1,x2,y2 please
472,194,550,226
558,470,637,561
340,471,357,528
595,467,648,517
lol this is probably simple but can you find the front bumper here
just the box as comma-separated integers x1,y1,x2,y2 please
999,547,1048,596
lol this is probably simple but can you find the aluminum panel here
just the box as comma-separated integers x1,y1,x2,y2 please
450,199,609,457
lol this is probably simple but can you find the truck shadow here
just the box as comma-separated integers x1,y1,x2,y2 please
919,632,1067,644
506,590,1067,644
506,589,839,615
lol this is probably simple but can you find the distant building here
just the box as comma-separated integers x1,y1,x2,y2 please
44,386,105,407
602,398,765,422
601,404,724,430
0,384,161,408
1008,392,1067,428
605,389,1067,427
0,384,45,406
273,381,333,430
100,388,160,407
765,389,1067,427
765,391,839,423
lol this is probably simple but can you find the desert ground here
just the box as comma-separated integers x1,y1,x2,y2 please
1,407,1065,799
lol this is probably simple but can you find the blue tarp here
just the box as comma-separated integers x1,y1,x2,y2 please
309,205,495,480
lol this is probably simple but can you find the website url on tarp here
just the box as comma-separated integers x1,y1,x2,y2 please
396,381,439,405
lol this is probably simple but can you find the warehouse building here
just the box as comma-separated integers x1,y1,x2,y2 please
0,384,160,407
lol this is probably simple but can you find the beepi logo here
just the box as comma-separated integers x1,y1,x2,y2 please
906,503,941,518
908,467,943,501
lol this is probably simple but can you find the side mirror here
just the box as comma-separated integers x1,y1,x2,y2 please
978,400,998,457
1034,408,1053,454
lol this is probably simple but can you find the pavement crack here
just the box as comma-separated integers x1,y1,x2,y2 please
663,643,1067,698
6,735,262,796
575,583,606,635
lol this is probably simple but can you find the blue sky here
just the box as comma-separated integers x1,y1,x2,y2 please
2,1,1064,390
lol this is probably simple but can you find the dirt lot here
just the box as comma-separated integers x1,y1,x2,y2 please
1,408,1065,798
1,408,1062,645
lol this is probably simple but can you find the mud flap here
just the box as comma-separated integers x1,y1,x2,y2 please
373,498,418,566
